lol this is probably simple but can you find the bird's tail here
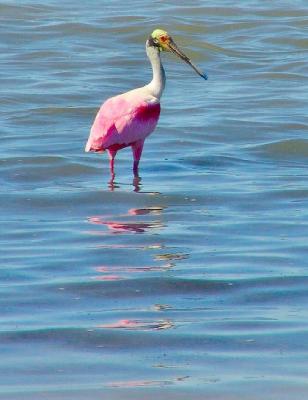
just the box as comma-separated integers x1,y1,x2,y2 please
85,139,91,152
85,139,105,153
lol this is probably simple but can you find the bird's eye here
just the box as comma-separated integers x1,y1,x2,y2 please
160,35,168,42
148,37,159,47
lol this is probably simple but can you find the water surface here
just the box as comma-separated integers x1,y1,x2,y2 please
1,1,308,399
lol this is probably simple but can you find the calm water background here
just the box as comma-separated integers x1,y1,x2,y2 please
1,0,308,399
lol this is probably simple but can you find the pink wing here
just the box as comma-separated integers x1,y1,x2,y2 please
85,95,160,152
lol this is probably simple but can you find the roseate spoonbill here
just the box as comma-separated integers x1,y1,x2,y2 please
85,29,207,178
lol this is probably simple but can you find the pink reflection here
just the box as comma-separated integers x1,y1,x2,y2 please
108,379,162,388
128,207,164,216
93,262,173,281
98,318,174,331
94,244,162,249
88,215,163,234
95,264,172,274
107,375,189,388
94,274,122,281
87,206,165,234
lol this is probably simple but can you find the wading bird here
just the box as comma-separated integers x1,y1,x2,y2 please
85,29,207,178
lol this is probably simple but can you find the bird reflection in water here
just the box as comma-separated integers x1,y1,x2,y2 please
106,374,189,388
108,175,142,192
88,206,173,281
88,206,164,234
99,319,174,331
94,262,173,281
87,205,190,346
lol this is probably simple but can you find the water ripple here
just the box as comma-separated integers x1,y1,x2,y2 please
2,1,308,399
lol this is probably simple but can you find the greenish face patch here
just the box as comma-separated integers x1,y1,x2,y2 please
151,29,170,52
151,29,168,39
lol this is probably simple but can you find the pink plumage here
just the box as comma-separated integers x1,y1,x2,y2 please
85,95,160,153
85,90,161,177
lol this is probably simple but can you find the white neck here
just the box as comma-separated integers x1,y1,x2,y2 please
145,44,166,99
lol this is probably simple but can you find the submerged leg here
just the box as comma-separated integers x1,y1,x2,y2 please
131,140,144,177
107,149,117,179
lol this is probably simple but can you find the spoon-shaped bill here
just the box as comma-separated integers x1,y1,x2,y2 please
167,39,208,80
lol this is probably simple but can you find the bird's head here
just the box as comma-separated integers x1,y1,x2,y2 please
148,28,207,80
150,29,172,52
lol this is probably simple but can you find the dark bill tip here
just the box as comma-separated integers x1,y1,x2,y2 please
168,39,208,80
200,71,208,80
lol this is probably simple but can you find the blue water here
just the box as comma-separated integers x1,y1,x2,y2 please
1,1,308,399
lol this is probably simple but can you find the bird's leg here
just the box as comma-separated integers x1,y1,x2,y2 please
131,140,144,177
133,161,139,177
107,149,117,180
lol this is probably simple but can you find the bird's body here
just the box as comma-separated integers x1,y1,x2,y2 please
85,29,207,178
85,91,160,153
